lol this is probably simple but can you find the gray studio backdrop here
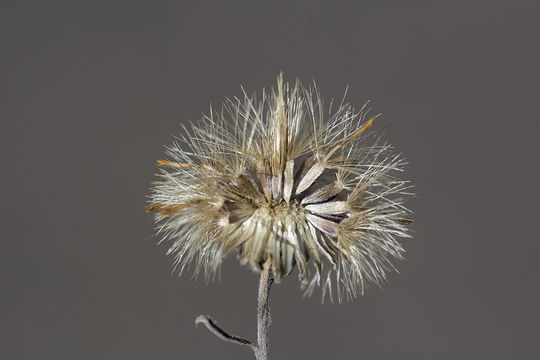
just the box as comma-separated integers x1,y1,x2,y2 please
2,2,539,359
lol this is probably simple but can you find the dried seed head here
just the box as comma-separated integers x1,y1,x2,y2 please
147,74,413,301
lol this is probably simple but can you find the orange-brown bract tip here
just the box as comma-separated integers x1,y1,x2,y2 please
338,117,376,147
157,159,186,167
146,204,161,213
397,218,414,225
157,159,205,169
159,203,190,215
365,116,376,129
147,203,192,215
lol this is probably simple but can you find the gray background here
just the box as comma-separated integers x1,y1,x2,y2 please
2,1,539,359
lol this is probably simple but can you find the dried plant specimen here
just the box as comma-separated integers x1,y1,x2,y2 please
147,74,413,359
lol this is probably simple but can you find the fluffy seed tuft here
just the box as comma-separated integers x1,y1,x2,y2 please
147,74,413,301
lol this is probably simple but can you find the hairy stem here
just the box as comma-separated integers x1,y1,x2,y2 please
255,257,274,360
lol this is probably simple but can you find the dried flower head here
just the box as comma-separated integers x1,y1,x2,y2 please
147,74,412,300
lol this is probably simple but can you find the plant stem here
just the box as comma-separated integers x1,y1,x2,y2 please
195,257,274,359
255,257,274,360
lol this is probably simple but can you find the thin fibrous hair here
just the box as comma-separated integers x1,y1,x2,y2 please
147,73,413,301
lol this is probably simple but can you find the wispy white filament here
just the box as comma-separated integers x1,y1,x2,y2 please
148,74,412,301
